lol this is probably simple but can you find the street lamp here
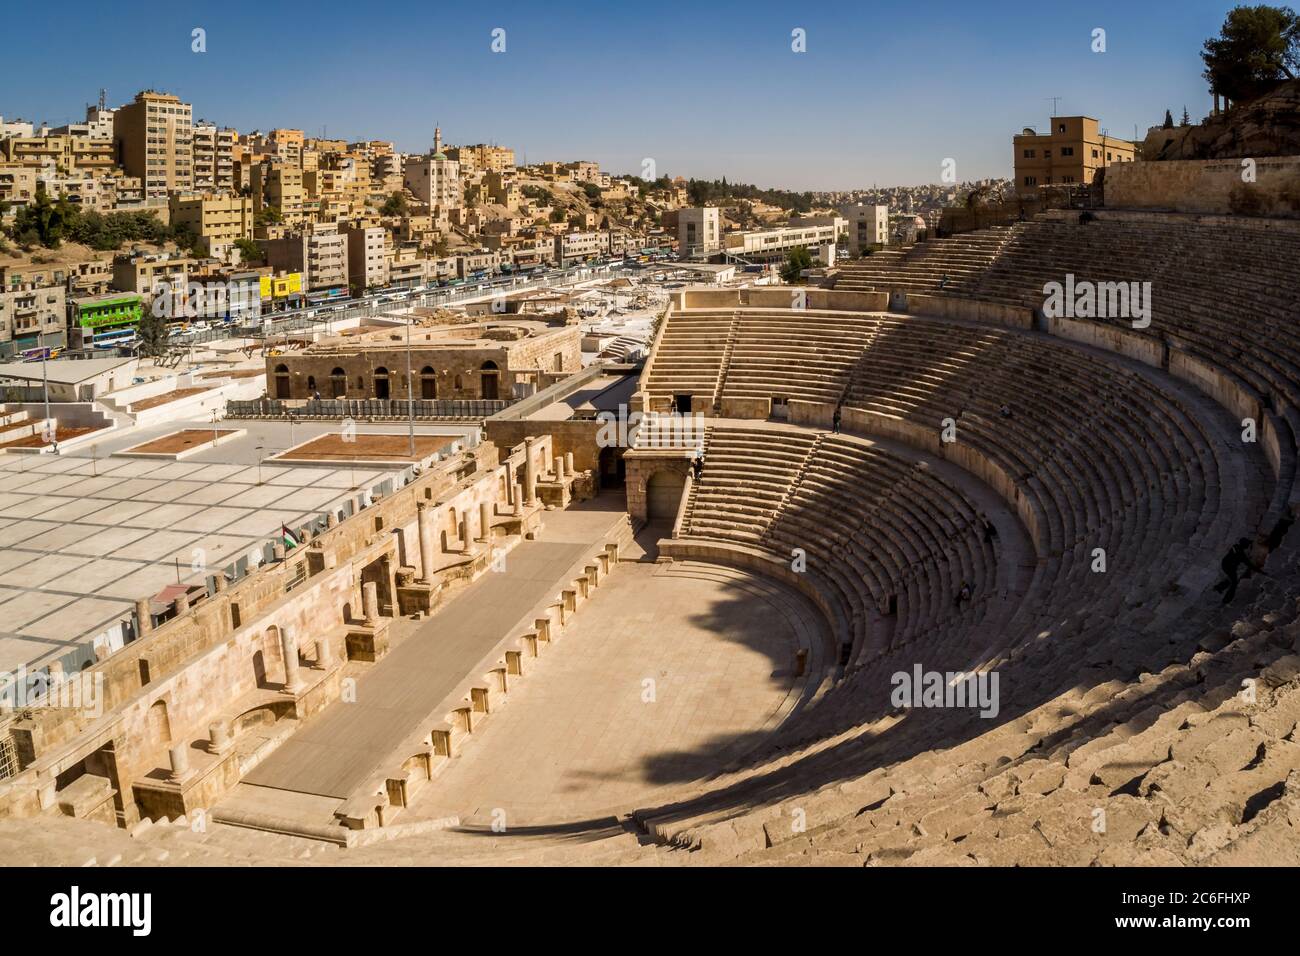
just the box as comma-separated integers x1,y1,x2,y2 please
405,317,415,458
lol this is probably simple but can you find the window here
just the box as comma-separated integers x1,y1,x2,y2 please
1043,149,1051,158
1092,149,1100,158
1060,147,1074,156
1023,176,1037,186
1057,124,1066,133
1022,149,1035,158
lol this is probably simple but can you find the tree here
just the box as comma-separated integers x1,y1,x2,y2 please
235,237,263,263
1163,108,1175,128
12,187,75,248
1202,4,1300,103
1181,106,1192,126
255,205,282,228
379,191,408,217
136,307,170,358
781,245,813,283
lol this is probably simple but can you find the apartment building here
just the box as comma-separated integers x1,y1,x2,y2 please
841,204,890,254
0,133,114,173
111,251,195,297
0,164,38,206
554,230,608,266
677,207,721,256
0,282,66,356
343,224,389,292
269,128,304,167
1013,116,1137,195
69,292,144,348
169,194,253,257
51,105,115,141
113,90,193,197
253,162,306,223
447,144,515,174
192,122,236,192
262,225,349,294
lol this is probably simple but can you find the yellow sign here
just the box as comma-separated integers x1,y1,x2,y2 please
259,273,303,299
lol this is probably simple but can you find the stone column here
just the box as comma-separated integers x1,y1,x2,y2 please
168,744,192,782
316,638,333,668
523,438,538,505
513,483,524,517
362,582,380,626
135,598,153,636
208,720,233,755
554,455,566,481
280,625,303,695
504,462,516,507
462,516,479,556
416,502,436,583
565,452,575,476
478,501,491,543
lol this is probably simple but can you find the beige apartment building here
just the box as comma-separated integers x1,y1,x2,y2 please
447,144,515,173
343,224,390,292
111,251,196,297
263,224,349,294
113,90,193,197
269,128,304,167
0,134,114,173
0,164,38,205
1013,116,1137,195
253,162,306,223
192,122,236,192
842,204,889,254
554,230,608,266
0,282,66,356
677,207,721,255
169,194,253,257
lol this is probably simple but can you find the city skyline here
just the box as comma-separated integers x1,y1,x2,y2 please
4,0,1233,190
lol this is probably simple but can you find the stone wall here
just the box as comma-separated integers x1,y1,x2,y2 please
267,326,582,401
0,434,554,828
1105,156,1300,217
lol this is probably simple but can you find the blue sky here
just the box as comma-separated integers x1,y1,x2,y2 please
3,0,1235,189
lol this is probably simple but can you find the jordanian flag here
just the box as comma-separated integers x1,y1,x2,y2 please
282,525,300,549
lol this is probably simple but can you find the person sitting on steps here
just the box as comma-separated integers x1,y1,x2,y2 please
1213,537,1267,605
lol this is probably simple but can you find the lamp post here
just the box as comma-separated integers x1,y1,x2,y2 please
405,318,415,458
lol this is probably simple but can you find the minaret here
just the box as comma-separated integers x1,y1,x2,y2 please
434,126,442,156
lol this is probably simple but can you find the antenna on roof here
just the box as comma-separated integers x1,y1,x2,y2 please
1046,96,1062,120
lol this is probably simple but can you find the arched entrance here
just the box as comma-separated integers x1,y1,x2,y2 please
331,367,346,398
646,470,686,522
273,364,290,399
480,361,499,401
420,366,437,400
374,367,390,400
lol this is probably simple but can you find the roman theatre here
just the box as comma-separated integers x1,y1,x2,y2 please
3,203,1300,867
